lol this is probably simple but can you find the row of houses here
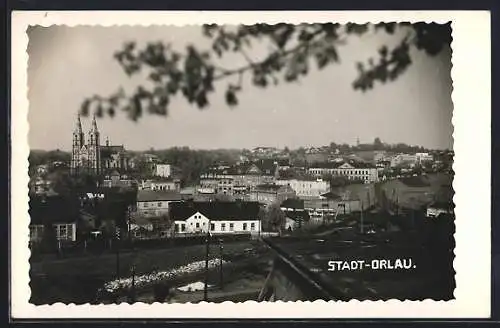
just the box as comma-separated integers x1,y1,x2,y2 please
198,159,372,199
28,192,264,243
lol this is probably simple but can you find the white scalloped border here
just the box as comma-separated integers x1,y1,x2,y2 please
10,11,491,319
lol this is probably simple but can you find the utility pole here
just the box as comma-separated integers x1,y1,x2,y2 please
204,220,211,301
219,238,224,290
130,264,136,302
127,205,132,242
360,199,364,234
115,227,121,279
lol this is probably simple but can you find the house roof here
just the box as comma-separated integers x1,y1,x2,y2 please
137,190,182,202
29,195,80,225
284,210,310,222
429,201,455,211
203,159,281,177
309,160,376,169
320,191,342,200
130,215,155,226
280,198,305,209
170,201,260,221
254,184,283,192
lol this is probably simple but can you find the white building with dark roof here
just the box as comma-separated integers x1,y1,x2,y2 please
170,201,261,235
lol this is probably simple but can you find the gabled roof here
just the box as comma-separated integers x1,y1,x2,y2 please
254,184,282,191
280,198,304,209
29,195,80,225
428,201,455,211
170,201,260,221
202,159,280,177
320,192,342,200
284,210,310,222
137,190,182,202
309,160,375,169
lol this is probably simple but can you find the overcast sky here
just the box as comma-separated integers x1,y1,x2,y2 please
27,25,453,151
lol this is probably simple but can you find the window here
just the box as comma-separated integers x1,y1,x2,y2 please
210,223,215,231
229,223,234,231
221,223,226,231
67,224,73,240
181,224,186,232
59,225,67,238
243,223,247,231
157,202,162,207
175,223,179,232
196,223,200,228
250,223,256,231
143,202,149,208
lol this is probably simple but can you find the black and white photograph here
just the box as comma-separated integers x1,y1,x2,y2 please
10,11,492,318
26,21,456,305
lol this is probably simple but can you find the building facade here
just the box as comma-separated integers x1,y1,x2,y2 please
155,164,172,178
136,190,183,217
170,201,262,235
70,114,130,176
275,179,331,197
249,184,297,205
307,161,379,183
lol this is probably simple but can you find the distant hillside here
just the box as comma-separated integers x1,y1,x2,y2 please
29,149,71,168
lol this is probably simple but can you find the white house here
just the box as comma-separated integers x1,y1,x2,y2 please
170,201,262,235
426,201,454,218
29,222,77,242
307,161,379,183
155,163,172,178
136,190,183,217
416,152,434,163
275,178,330,197
151,179,180,192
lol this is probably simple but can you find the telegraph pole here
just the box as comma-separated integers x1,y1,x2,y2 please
115,227,121,279
203,220,211,301
127,205,132,241
219,238,224,290
130,264,136,302
360,199,364,234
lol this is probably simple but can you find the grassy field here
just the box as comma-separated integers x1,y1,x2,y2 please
30,240,271,304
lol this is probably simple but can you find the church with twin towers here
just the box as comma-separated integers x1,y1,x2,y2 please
70,114,130,176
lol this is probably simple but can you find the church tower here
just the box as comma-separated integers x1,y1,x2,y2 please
70,114,85,175
88,114,101,175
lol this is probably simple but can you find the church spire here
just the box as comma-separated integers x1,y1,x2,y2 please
74,113,83,134
91,114,99,133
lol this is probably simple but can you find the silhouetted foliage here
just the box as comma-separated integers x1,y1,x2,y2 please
80,23,451,121
263,203,286,232
40,223,58,253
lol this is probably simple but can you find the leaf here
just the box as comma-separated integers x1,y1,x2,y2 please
108,106,116,118
195,93,208,108
80,99,91,116
95,104,104,118
379,45,388,58
225,89,238,107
